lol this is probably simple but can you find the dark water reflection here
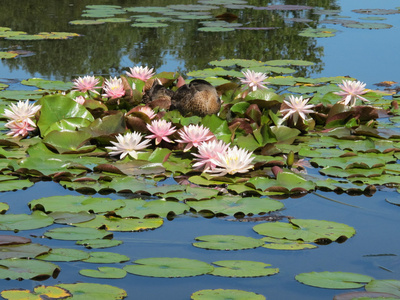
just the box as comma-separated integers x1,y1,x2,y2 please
0,0,339,80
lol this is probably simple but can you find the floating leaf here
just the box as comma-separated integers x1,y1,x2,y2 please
21,78,73,91
0,211,53,231
56,283,127,300
295,271,373,289
69,19,105,25
1,285,71,300
29,195,126,214
73,215,164,232
0,51,18,59
0,235,31,246
365,280,400,297
76,239,123,249
186,196,284,216
210,260,279,277
131,22,168,28
191,289,265,300
80,267,127,279
44,227,113,241
124,257,213,278
298,27,337,37
253,219,355,243
49,211,96,224
0,179,34,192
115,199,189,218
0,243,50,259
343,22,393,29
37,248,90,262
261,236,317,250
0,259,60,280
193,235,264,250
83,251,129,264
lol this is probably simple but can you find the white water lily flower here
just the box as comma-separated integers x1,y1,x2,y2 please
207,145,255,176
239,69,269,91
281,95,314,125
106,132,151,159
334,80,369,107
2,99,41,127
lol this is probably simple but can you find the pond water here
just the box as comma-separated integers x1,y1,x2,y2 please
0,0,400,300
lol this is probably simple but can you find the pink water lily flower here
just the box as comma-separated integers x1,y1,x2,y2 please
106,132,151,159
334,80,369,107
192,139,230,172
2,99,41,127
139,106,156,120
102,77,125,99
281,95,314,125
72,75,100,94
5,120,36,137
207,145,255,176
146,119,176,145
176,124,214,152
73,96,86,105
240,69,269,91
126,66,155,81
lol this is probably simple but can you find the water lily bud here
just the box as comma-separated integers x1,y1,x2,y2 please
286,151,294,168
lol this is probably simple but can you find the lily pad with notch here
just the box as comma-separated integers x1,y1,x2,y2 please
193,235,264,250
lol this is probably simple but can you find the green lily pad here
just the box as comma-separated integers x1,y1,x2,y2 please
298,27,337,37
21,78,73,91
210,260,279,277
80,267,127,279
49,211,96,224
261,236,317,250
124,257,213,278
0,243,50,259
69,19,106,25
73,215,164,232
186,196,284,216
131,22,169,28
96,17,131,23
198,26,235,32
253,219,356,243
193,235,264,250
0,211,53,231
29,195,126,214
343,22,392,29
366,280,400,297
83,251,130,263
36,248,90,262
114,199,189,218
0,90,46,100
265,59,315,66
37,94,94,136
209,59,265,68
0,179,34,192
0,258,60,280
0,202,9,213
56,283,127,300
0,235,31,246
44,227,113,241
0,51,18,59
1,285,71,300
164,185,219,201
191,289,265,300
76,239,123,249
295,271,373,289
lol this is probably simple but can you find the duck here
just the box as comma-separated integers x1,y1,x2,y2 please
142,78,175,110
171,79,221,117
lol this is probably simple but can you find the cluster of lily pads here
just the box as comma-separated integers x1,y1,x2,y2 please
0,58,400,299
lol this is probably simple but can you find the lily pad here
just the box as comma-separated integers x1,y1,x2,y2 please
73,215,164,232
49,211,96,224
0,243,50,259
0,258,60,280
191,289,265,300
76,239,123,249
253,219,356,243
193,235,264,250
44,227,113,241
80,267,127,279
261,236,317,250
366,280,400,297
210,260,279,277
298,27,337,37
343,22,393,29
29,195,126,214
1,285,71,300
186,196,284,216
83,251,130,264
56,283,127,300
0,211,53,231
21,78,73,91
124,257,213,278
295,271,373,289
37,248,90,262
114,199,189,218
